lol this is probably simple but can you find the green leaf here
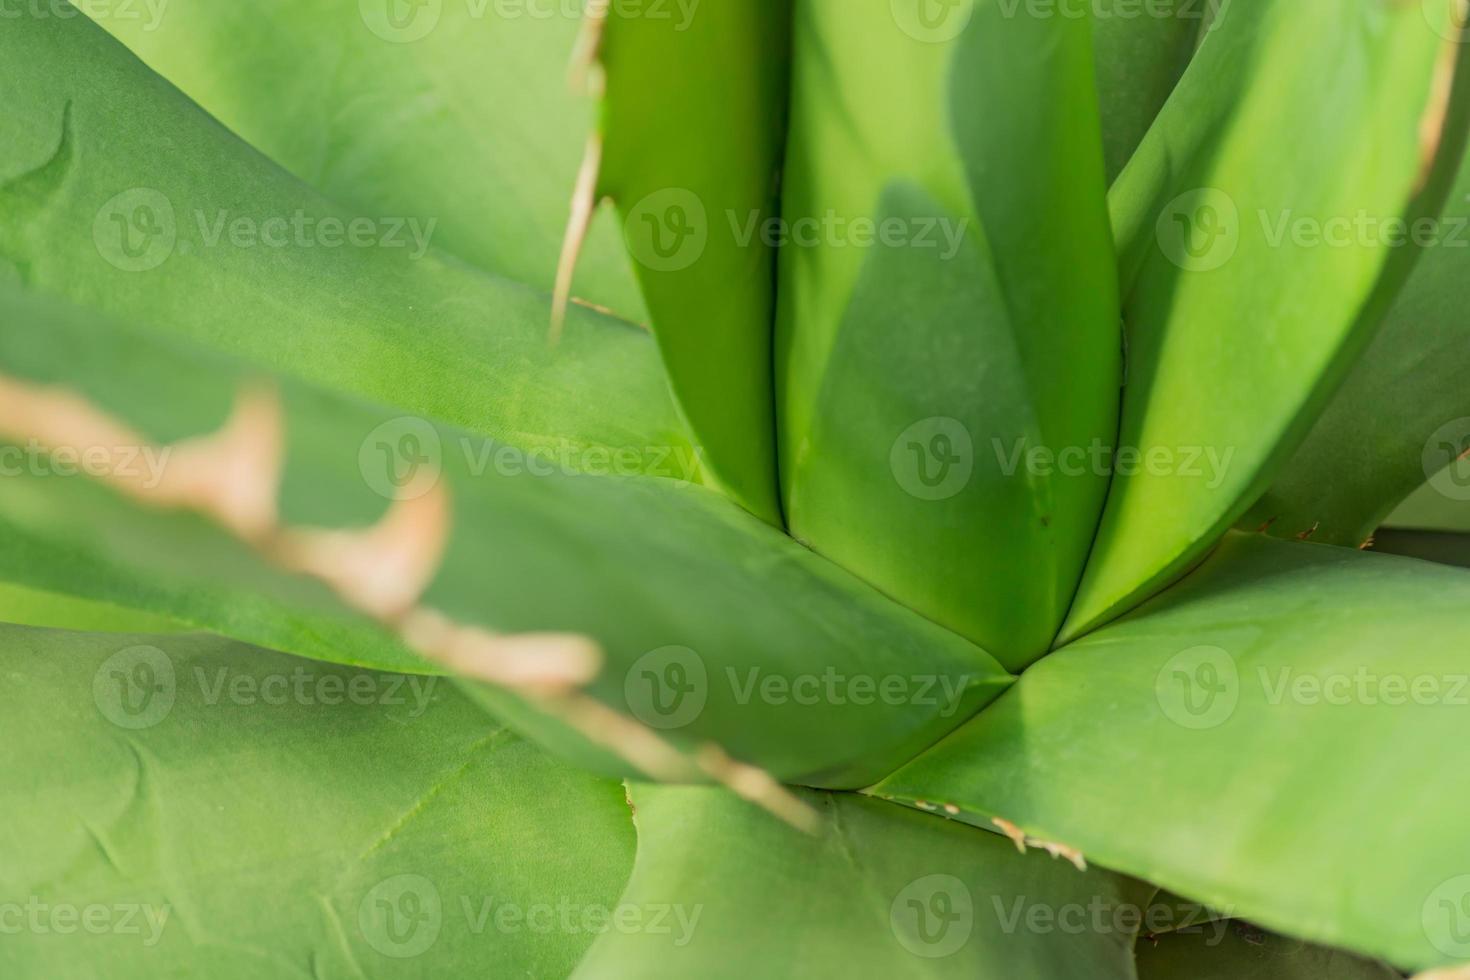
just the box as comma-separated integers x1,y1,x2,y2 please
0,284,1011,786
1062,0,1470,641
0,582,185,634
1136,921,1399,980
0,625,636,977
1385,477,1470,533
89,0,647,319
777,0,1119,667
572,783,1151,979
594,1,789,523
875,532,1470,971
1369,529,1470,569
0,11,688,473
1091,0,1204,184
1245,146,1470,545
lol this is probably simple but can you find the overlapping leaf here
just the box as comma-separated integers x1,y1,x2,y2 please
89,0,647,318
876,533,1470,971
1062,0,1470,641
0,626,636,978
0,285,1011,787
572,783,1151,979
1,11,686,475
1246,131,1470,545
0,583,184,634
591,1,790,522
777,0,1119,667
1091,0,1205,183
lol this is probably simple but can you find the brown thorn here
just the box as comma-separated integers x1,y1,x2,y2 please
695,744,821,834
272,479,451,621
550,133,605,348
163,384,283,540
0,375,284,541
400,608,601,694
992,817,1029,854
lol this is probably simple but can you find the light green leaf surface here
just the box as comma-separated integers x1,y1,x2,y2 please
1091,0,1204,183
0,625,636,978
1063,0,1470,641
0,285,1011,786
1385,476,1470,532
0,582,185,634
876,532,1470,971
1136,921,1399,980
0,11,687,474
90,0,647,319
571,783,1151,979
596,2,788,522
1246,144,1470,545
777,0,1119,667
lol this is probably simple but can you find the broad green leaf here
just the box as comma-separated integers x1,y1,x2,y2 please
876,532,1470,971
1091,0,1205,183
0,582,184,633
594,2,788,523
89,0,647,319
1385,476,1470,533
1136,922,1399,980
0,285,1011,787
0,11,688,475
777,0,1119,667
1061,0,1470,642
571,783,1151,979
1245,140,1470,545
0,625,636,978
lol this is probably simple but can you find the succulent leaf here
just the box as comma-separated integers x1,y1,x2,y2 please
84,0,648,319
1246,138,1470,545
0,12,688,476
589,1,791,523
1062,0,1470,641
777,0,1119,667
877,532,1470,971
571,782,1152,979
0,625,637,978
0,285,1012,788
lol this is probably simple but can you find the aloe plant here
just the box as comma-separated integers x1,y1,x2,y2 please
5,0,1470,975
